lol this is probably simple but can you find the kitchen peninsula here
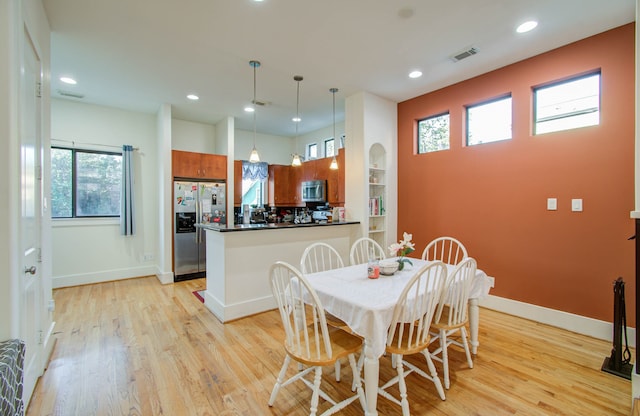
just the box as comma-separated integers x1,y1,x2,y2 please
198,221,360,322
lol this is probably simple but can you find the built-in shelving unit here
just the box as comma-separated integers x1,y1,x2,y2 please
368,144,386,247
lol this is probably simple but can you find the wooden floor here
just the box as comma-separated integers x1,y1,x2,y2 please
27,276,634,416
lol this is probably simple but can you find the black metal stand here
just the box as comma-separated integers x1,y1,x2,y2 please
601,277,632,380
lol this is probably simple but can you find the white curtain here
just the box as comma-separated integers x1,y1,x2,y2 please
120,145,136,235
242,160,268,180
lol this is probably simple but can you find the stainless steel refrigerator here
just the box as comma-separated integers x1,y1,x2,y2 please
173,180,226,281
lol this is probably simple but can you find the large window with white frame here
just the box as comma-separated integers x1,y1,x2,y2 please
466,95,512,146
534,72,601,135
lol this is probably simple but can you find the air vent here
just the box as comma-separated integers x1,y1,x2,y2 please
251,99,271,106
57,89,85,99
450,46,479,62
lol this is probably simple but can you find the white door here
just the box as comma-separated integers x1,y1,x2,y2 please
20,28,43,404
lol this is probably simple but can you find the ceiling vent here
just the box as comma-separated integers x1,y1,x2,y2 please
251,99,271,107
57,89,85,99
450,46,479,63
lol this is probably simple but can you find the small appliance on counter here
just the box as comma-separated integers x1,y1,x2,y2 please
312,210,332,224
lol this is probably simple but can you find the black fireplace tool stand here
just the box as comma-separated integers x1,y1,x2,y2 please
601,277,632,380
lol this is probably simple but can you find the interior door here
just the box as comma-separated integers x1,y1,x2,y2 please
20,28,43,403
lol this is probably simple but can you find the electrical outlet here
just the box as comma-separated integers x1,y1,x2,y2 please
547,198,557,211
143,253,154,261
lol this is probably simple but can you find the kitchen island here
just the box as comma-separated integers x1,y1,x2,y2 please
197,221,360,322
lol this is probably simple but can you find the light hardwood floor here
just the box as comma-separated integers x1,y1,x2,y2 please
27,276,634,415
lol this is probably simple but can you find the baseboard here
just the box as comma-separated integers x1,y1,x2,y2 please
52,265,160,288
155,270,174,285
203,290,276,323
479,294,636,347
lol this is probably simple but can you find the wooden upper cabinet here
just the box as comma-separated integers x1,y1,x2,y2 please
327,149,345,205
234,160,242,206
172,150,227,179
269,164,304,207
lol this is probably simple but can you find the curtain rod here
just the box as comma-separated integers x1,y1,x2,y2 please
51,138,139,151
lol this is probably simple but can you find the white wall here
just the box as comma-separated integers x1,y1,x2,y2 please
234,128,294,165
295,121,345,160
172,118,216,153
50,99,160,287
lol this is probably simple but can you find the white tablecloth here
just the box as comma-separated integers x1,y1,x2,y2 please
304,258,492,358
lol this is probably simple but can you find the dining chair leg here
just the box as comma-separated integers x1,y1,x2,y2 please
269,355,291,406
394,354,411,416
422,349,446,400
440,329,450,389
335,360,341,382
310,366,323,416
347,353,367,411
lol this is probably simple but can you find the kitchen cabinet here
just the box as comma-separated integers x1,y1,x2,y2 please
302,157,329,182
234,160,242,206
269,164,303,206
172,150,226,179
327,149,345,205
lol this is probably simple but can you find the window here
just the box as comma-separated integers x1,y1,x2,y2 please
51,147,122,218
324,138,335,158
417,113,450,153
466,95,512,146
241,178,265,207
307,143,318,160
534,72,600,135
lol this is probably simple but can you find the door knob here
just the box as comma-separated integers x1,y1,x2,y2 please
24,266,36,275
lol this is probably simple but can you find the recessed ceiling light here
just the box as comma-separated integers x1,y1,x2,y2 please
292,117,301,122
60,77,77,85
187,94,199,100
516,21,538,33
409,70,422,79
244,106,255,113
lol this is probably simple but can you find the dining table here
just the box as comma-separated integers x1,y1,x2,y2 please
303,257,494,416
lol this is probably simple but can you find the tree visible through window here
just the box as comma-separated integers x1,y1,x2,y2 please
51,147,122,218
417,113,450,153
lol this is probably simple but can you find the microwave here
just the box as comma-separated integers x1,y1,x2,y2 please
301,180,326,202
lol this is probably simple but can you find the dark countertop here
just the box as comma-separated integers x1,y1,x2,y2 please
196,221,360,232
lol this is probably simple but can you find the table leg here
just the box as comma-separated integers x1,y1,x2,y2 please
469,298,479,354
363,340,379,416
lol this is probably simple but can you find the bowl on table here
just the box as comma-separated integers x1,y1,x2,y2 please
379,259,399,276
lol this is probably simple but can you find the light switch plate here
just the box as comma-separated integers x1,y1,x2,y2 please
547,198,557,211
571,199,583,212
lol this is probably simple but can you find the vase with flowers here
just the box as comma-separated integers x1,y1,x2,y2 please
388,232,415,271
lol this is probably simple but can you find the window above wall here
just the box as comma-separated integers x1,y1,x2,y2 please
307,143,318,160
534,72,601,135
466,95,512,146
417,112,450,153
324,138,335,157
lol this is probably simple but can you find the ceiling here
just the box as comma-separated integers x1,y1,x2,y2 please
42,0,635,138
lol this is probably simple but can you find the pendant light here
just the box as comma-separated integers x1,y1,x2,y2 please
291,75,304,167
248,60,261,163
329,87,339,170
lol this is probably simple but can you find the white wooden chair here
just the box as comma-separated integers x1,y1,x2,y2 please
421,236,468,265
268,261,366,416
377,261,448,415
300,242,345,274
429,257,477,389
349,237,386,265
300,242,350,380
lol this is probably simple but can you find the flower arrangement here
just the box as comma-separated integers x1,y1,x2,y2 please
388,232,415,271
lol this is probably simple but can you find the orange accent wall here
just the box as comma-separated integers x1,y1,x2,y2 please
397,24,636,326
